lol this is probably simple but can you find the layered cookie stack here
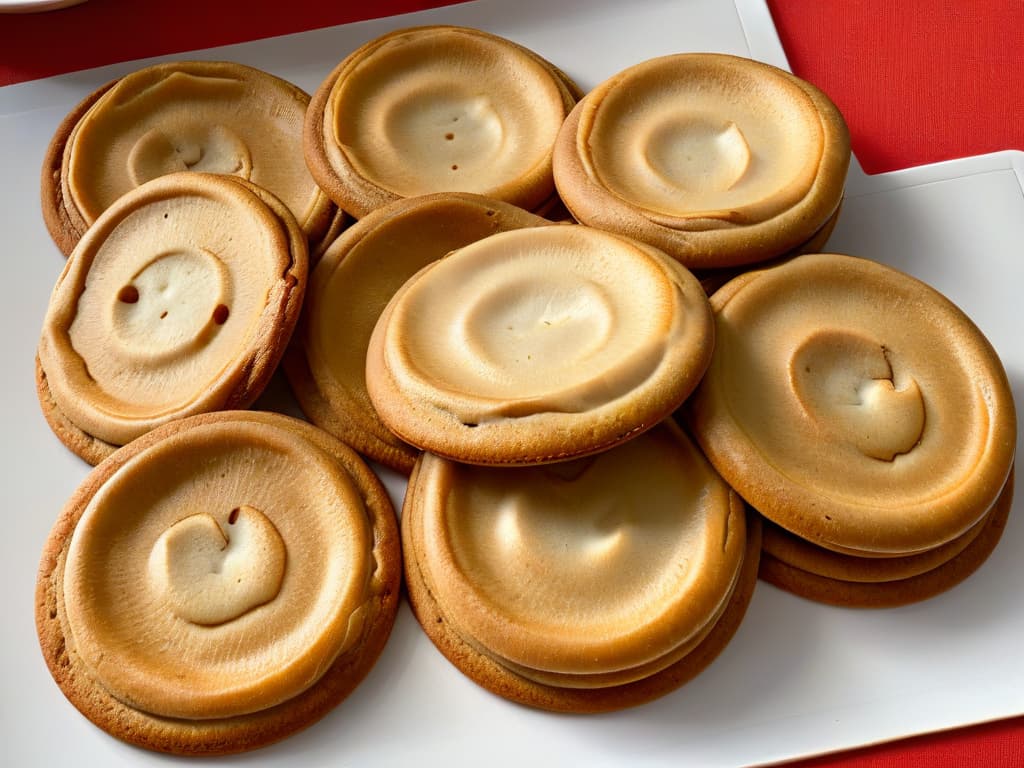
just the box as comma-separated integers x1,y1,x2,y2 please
683,254,1016,607
304,25,581,219
36,412,401,754
364,222,762,711
553,53,849,279
37,173,309,464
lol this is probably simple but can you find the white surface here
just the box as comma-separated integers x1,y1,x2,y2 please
2,0,1022,765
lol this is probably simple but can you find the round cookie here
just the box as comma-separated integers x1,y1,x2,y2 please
402,420,760,712
35,410,401,755
759,468,1014,607
304,25,580,218
42,60,335,257
37,172,308,464
366,225,715,466
553,53,850,270
683,253,1016,561
284,193,553,474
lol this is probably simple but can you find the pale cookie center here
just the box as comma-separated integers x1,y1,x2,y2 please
386,89,503,176
494,492,628,565
461,278,612,375
110,248,231,362
127,124,253,187
148,505,286,626
644,118,751,194
790,329,925,461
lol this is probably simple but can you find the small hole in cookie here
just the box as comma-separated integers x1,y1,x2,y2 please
159,310,168,319
228,507,240,525
451,164,459,171
117,285,139,304
212,304,230,325
163,213,169,219
462,422,478,428
445,132,455,140
485,210,495,217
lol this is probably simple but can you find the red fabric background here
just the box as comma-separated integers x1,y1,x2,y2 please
0,0,468,86
2,1,1022,765
767,0,1024,174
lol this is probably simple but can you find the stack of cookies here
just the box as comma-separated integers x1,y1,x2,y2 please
683,253,1016,607
364,222,761,711
30,19,1015,755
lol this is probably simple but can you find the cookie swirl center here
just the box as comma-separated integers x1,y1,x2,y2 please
386,227,677,420
644,118,751,194
148,505,286,626
789,329,926,461
127,124,253,187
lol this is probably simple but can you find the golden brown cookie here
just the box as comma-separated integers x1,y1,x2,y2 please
684,252,1016,561
760,497,990,584
366,225,714,466
759,468,1014,607
284,193,553,474
304,25,580,218
37,172,307,464
402,421,760,712
42,60,335,257
553,53,850,270
35,410,401,755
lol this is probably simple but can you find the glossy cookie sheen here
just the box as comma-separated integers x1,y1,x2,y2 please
685,253,1016,557
402,421,759,711
37,172,307,464
304,25,579,218
42,60,335,256
285,193,553,474
553,53,849,269
35,411,401,755
366,225,714,465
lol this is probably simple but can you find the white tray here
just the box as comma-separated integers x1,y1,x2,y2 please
2,1,1022,765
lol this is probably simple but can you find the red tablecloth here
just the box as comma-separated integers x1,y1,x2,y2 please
2,1,1022,765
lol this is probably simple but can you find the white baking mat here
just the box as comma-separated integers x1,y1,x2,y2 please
2,0,1022,765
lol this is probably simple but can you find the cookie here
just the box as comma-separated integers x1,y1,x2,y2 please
553,53,850,270
759,468,1014,607
37,172,307,464
402,420,760,712
284,192,553,474
304,25,580,218
685,252,1015,558
35,410,401,755
41,60,336,257
366,225,714,466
